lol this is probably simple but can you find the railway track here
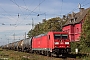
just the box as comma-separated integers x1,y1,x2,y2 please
0,48,84,60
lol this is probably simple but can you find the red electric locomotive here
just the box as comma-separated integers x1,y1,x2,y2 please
32,31,71,56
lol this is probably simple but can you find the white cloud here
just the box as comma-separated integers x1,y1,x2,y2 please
0,25,32,32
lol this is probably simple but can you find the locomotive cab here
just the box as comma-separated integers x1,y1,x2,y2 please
54,34,70,48
32,31,71,56
52,32,71,55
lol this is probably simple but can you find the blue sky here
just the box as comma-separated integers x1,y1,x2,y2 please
0,0,90,46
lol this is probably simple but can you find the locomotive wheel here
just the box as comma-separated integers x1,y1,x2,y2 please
44,51,47,56
56,54,59,57
47,52,52,57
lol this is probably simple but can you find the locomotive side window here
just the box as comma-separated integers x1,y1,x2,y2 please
62,34,68,39
48,35,50,40
54,34,61,39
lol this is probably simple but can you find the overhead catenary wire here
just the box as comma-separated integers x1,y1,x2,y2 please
10,0,24,25
65,0,89,16
24,0,45,19
0,5,24,38
23,0,27,7
10,0,45,28
0,0,37,36
0,0,30,42
10,0,23,14
0,22,33,25
0,0,24,28
0,5,19,21
10,0,32,28
82,2,90,7
10,0,45,17
21,0,38,14
81,0,87,4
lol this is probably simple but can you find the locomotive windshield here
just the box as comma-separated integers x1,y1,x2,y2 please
54,34,61,39
54,34,68,39
62,34,68,39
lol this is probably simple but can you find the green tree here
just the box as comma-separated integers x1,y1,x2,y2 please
27,17,66,38
79,10,90,53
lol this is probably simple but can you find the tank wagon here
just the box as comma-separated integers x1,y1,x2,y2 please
17,40,24,51
13,41,18,50
22,38,32,52
9,43,13,50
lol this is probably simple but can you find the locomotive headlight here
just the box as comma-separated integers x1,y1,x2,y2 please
54,42,59,45
65,42,69,44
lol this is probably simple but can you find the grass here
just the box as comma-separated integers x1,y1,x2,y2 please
1,48,90,60
0,48,63,60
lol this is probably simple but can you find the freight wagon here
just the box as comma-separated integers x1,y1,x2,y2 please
22,38,32,52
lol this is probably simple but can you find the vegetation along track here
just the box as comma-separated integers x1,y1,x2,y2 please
1,48,89,60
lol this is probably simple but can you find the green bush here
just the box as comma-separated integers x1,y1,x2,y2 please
21,57,30,60
71,42,80,53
